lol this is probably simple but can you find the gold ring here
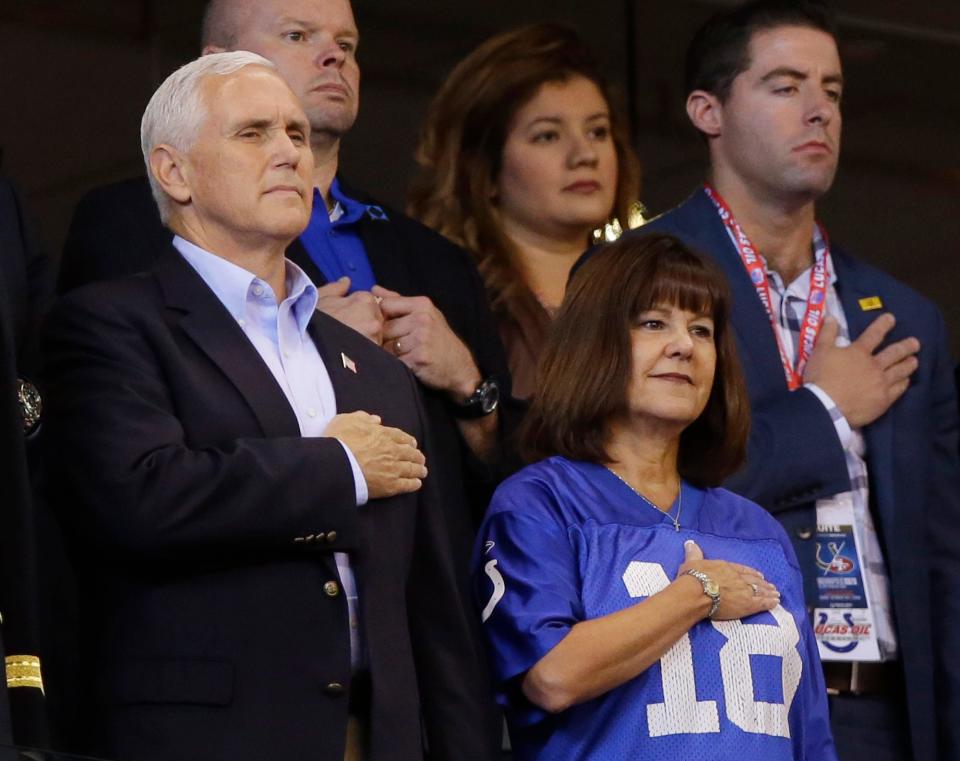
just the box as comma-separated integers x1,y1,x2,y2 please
750,582,760,597
374,295,383,305
394,338,402,355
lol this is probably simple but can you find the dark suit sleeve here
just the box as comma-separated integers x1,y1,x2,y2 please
42,292,360,561
450,239,512,396
404,371,500,761
0,178,50,747
925,309,960,758
366,208,523,517
388,211,519,418
1,182,55,373
726,387,851,512
445,237,525,481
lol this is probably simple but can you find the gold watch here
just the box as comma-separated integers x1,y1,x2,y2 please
685,569,721,618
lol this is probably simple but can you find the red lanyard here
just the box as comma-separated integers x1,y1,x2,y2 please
703,184,830,391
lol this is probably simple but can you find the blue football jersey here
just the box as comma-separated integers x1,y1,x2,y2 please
474,457,837,761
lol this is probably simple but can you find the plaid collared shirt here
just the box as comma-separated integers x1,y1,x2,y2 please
764,227,898,659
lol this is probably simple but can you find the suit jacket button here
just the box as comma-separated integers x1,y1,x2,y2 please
326,531,338,543
324,682,344,697
795,526,814,540
324,581,340,598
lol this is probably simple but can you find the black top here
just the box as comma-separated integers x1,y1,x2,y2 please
0,177,52,747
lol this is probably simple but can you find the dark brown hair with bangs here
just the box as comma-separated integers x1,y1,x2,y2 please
521,232,749,487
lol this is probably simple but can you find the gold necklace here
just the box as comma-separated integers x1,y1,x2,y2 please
605,466,682,531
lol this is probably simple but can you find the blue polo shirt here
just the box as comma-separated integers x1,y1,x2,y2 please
299,178,387,293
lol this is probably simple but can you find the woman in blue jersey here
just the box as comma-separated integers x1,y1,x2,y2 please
474,233,837,760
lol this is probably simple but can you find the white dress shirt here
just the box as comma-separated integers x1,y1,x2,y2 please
174,235,367,668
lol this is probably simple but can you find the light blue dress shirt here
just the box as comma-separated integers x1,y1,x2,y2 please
174,235,367,667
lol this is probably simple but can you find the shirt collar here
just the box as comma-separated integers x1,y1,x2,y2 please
764,223,837,293
173,235,318,334
284,260,319,334
309,178,389,229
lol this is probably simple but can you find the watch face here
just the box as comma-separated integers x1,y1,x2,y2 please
480,380,500,413
455,379,500,419
705,579,720,596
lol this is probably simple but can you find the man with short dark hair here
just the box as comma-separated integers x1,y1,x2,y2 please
44,51,499,761
60,0,516,589
580,2,960,759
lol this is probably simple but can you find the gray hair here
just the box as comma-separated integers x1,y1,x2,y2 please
140,50,276,224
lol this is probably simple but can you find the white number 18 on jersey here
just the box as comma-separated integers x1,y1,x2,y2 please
623,561,802,739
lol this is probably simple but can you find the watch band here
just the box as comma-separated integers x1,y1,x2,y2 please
685,569,721,618
451,377,499,420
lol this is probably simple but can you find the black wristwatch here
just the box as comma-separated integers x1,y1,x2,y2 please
452,378,500,419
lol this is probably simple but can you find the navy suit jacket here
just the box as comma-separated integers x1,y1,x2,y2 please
631,190,960,760
60,177,520,584
42,249,499,761
0,177,51,747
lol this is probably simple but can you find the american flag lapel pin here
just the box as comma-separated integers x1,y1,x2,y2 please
341,352,357,373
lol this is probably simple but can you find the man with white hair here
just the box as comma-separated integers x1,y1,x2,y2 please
43,52,499,761
60,0,518,587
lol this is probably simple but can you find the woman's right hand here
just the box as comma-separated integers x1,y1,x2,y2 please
678,539,780,620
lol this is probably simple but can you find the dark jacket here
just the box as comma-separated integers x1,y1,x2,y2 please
635,190,960,761
43,249,499,761
0,177,51,748
60,176,521,574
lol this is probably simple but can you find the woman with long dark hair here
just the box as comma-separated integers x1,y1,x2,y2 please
474,233,837,760
409,24,641,398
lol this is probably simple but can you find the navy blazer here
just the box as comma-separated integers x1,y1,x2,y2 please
60,177,520,579
629,190,960,761
42,249,499,761
0,177,51,747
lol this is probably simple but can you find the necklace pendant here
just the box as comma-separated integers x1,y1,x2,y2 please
605,466,683,530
